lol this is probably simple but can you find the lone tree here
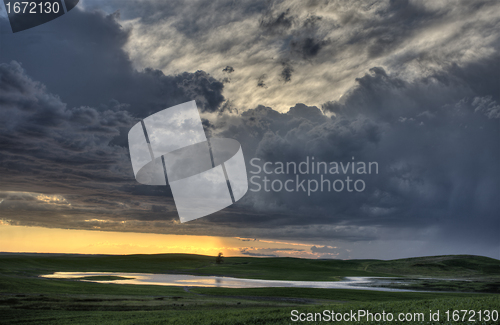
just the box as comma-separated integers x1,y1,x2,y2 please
215,252,224,264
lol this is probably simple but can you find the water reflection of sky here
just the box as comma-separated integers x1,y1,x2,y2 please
40,272,414,292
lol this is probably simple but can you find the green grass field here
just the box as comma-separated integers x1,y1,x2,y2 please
0,253,498,324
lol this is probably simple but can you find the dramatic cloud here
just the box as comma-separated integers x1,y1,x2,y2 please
0,9,227,232
0,9,225,116
0,1,499,259
216,67,499,253
75,0,500,112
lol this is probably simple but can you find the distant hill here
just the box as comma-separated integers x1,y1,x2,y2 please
1,253,498,281
363,255,500,278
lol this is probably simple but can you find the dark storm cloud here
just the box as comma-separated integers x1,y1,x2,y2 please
0,61,134,169
287,103,328,124
0,1,498,259
0,61,143,217
0,10,225,116
206,64,498,250
447,54,500,103
0,9,226,230
174,70,225,114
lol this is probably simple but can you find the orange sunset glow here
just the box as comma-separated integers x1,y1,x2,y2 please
0,223,330,258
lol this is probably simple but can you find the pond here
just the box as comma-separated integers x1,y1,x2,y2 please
40,272,415,292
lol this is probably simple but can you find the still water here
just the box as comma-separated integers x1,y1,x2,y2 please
40,272,413,292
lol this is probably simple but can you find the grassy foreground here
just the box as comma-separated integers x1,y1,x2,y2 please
0,253,499,324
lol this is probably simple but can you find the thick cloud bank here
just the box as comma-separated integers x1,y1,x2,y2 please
0,1,498,259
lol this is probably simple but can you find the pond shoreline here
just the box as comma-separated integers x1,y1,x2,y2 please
40,272,421,292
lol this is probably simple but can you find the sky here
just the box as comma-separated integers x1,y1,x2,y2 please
0,0,498,260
